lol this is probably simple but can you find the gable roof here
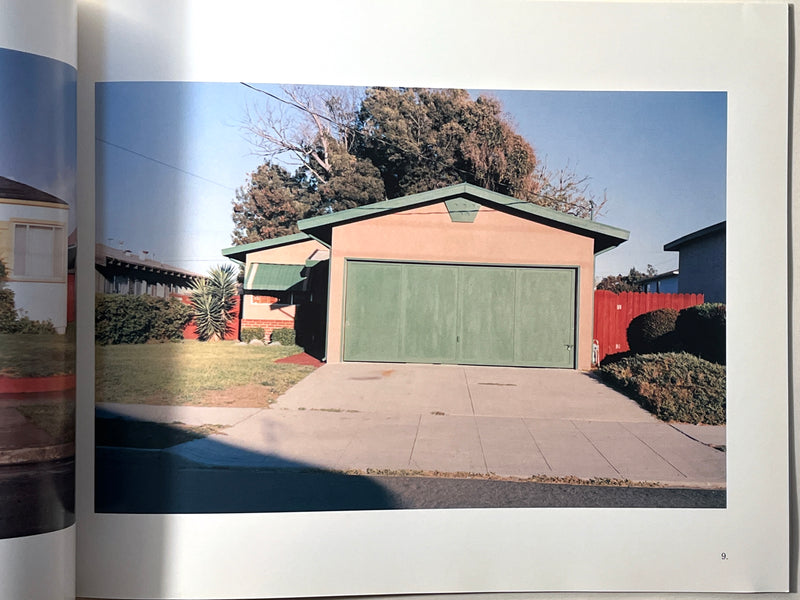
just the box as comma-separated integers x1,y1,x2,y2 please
0,176,67,205
298,183,629,253
664,221,725,251
221,232,312,263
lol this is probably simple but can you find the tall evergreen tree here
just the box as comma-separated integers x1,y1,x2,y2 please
233,85,605,242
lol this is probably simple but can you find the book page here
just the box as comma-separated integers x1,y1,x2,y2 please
76,1,790,599
0,1,77,600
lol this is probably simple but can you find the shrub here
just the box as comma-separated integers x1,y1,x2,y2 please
95,294,193,345
626,308,680,354
0,288,18,333
597,352,726,425
599,350,635,367
241,327,265,343
13,316,57,334
270,328,296,346
189,265,238,342
676,303,726,364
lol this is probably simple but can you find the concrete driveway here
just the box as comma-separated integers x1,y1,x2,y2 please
150,362,726,489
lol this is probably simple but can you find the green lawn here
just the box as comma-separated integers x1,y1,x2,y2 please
95,340,316,406
0,333,75,377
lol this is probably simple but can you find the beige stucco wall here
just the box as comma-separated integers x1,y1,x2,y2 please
0,200,69,332
244,239,327,267
325,201,596,370
242,297,297,323
241,238,328,322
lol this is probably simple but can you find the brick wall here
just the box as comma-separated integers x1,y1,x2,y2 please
241,318,295,339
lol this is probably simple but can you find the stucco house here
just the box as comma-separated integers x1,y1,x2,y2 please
664,221,725,303
222,232,330,356
638,269,679,294
0,176,69,332
223,183,629,370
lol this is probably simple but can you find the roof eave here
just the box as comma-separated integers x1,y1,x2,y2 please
221,232,312,262
664,221,726,251
298,182,630,250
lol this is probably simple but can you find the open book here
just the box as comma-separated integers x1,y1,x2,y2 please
0,1,793,599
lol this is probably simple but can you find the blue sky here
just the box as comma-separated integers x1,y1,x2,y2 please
0,47,77,228
96,83,726,278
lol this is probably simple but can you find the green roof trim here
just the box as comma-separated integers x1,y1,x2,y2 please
445,197,480,223
244,263,307,292
298,183,629,253
222,232,312,263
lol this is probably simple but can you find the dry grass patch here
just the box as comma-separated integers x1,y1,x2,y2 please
96,340,316,407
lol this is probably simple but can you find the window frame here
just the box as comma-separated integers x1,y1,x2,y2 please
10,220,67,283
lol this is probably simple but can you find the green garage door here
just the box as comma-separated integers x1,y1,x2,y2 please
343,261,576,368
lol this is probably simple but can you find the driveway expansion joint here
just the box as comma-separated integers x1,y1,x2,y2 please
620,421,687,478
571,419,621,476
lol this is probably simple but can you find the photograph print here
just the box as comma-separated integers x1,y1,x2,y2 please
94,82,726,514
0,46,77,539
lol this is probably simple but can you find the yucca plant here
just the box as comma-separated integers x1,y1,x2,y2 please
189,265,238,341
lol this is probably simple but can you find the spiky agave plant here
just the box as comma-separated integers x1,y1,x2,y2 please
189,264,238,341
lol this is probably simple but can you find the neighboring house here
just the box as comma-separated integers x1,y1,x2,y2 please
95,243,199,297
223,183,629,370
0,176,69,332
222,232,330,356
664,221,725,303
638,269,679,294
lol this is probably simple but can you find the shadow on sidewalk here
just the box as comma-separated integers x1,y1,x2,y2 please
95,416,397,514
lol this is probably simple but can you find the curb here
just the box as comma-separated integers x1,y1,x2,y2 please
0,443,75,465
0,374,76,394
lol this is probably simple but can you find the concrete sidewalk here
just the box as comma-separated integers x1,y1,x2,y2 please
1,391,75,464
97,363,726,488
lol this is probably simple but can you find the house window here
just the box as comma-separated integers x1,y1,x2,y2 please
13,223,66,281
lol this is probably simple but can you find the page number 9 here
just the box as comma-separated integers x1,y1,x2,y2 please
721,553,728,560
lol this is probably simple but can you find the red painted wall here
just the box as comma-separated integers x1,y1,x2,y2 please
593,290,704,364
67,273,75,323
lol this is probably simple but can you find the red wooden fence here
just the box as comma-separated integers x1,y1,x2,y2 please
593,290,703,364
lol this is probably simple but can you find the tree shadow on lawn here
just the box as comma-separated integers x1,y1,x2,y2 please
95,415,397,514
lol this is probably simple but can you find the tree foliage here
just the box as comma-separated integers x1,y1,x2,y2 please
596,265,657,293
234,85,607,243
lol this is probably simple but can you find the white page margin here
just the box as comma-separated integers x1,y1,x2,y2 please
75,1,791,598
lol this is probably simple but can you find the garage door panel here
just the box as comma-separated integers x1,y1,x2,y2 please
343,262,403,361
514,268,575,367
402,264,458,362
458,267,516,365
343,261,577,368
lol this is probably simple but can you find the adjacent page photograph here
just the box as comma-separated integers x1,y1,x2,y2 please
76,1,790,599
0,1,77,600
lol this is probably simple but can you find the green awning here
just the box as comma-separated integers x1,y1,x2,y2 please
245,263,306,291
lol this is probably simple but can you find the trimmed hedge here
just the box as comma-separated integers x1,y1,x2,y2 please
597,352,726,425
241,327,265,344
626,308,679,354
676,303,726,365
270,328,296,346
95,294,193,345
